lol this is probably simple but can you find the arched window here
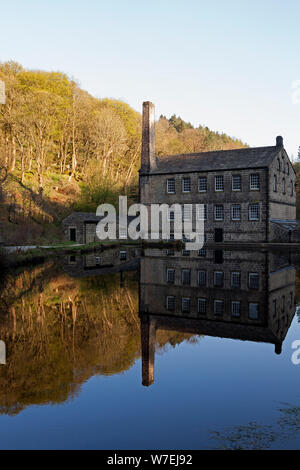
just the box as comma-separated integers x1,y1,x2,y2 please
282,178,285,194
273,175,277,192
291,180,293,196
278,158,281,171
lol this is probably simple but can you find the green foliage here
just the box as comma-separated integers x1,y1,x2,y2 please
0,60,248,244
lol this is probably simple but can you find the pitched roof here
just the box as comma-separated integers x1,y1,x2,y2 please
148,145,281,174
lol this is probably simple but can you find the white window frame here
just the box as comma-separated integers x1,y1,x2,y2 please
167,268,175,284
198,176,207,192
232,174,241,191
182,177,191,193
249,204,259,221
167,178,176,194
166,295,175,311
215,175,224,192
231,204,241,221
250,173,260,191
215,204,224,221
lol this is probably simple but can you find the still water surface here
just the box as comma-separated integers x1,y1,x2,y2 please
0,246,300,449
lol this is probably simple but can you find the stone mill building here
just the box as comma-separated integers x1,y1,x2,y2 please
139,101,297,243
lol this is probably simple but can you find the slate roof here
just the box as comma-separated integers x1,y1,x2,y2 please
148,145,281,175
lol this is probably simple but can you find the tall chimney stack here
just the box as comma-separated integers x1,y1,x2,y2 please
276,135,283,147
141,101,156,172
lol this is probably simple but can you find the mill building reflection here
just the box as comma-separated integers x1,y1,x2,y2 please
139,248,297,386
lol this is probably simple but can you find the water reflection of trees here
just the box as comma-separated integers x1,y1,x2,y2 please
0,262,192,415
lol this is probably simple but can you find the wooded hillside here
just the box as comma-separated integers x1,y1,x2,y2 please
0,61,247,244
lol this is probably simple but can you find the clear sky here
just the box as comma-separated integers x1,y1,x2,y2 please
1,0,299,157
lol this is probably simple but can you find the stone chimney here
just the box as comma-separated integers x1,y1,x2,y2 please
141,101,156,172
276,136,283,148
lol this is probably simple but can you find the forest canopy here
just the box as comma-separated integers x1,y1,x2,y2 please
0,61,247,243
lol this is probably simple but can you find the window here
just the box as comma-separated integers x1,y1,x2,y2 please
169,232,174,241
291,180,294,196
231,271,241,288
197,204,207,220
214,271,224,287
166,296,175,311
215,175,224,191
183,205,192,221
167,178,175,194
198,248,206,257
198,298,207,315
232,175,241,191
232,204,241,221
198,270,207,286
249,272,259,289
182,297,190,313
249,303,259,320
168,209,175,221
182,249,190,256
198,176,207,192
287,164,290,175
120,251,127,260
273,299,277,316
182,269,191,285
182,177,191,193
278,158,281,171
273,175,277,192
232,301,241,317
250,174,260,190
214,300,224,316
167,269,175,284
215,204,224,221
119,228,127,239
282,178,286,194
166,249,174,256
249,204,259,221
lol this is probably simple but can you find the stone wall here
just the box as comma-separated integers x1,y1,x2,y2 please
140,168,268,242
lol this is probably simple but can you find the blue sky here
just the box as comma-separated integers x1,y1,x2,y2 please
1,0,299,157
